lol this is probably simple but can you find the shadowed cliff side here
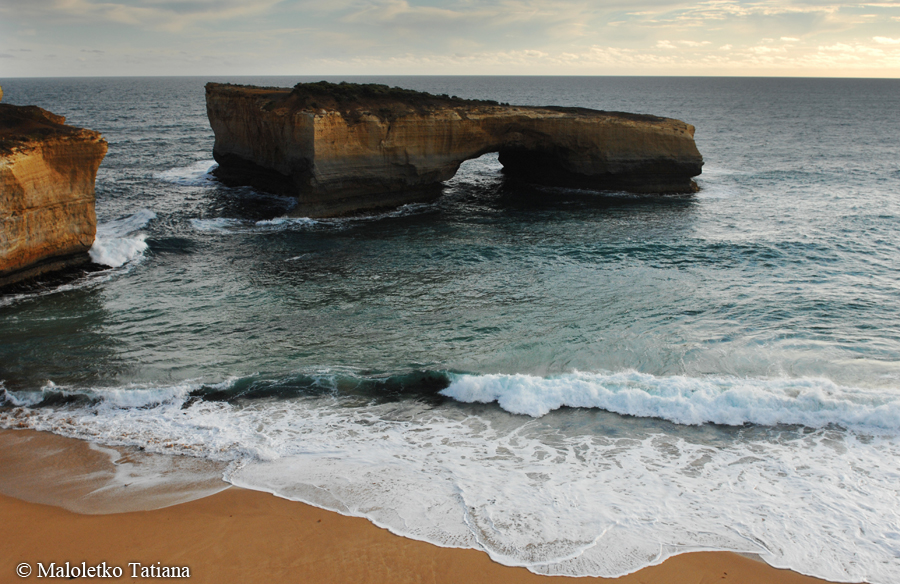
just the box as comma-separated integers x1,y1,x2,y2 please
0,97,108,290
206,82,704,218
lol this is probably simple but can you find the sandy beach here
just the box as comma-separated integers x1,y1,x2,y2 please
0,429,844,584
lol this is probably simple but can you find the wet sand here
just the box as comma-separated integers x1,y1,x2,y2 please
0,429,845,583
0,428,228,514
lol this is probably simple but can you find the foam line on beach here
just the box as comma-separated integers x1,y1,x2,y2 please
0,429,229,514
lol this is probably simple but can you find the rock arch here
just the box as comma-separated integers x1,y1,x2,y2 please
206,83,703,217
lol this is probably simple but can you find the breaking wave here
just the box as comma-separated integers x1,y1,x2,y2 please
88,209,156,268
441,370,900,433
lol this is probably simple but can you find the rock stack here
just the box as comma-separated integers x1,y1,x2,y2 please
0,89,108,289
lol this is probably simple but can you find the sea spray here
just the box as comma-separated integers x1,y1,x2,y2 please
89,209,156,267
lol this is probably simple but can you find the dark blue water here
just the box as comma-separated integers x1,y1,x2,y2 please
1,77,899,582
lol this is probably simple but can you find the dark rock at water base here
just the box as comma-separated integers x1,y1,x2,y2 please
205,82,704,218
0,98,108,291
497,148,701,194
0,255,108,295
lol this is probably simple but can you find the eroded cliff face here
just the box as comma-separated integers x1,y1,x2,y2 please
0,102,108,289
206,82,703,217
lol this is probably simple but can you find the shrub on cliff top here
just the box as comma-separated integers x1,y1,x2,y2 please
290,81,499,109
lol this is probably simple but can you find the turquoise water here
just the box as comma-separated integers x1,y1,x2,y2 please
1,77,899,581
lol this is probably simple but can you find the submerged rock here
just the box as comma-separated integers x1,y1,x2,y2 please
0,99,108,290
206,81,704,217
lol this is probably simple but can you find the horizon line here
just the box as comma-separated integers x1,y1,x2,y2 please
2,74,899,80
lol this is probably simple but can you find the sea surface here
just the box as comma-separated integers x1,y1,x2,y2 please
1,76,899,582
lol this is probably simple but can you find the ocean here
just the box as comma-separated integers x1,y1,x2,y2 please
1,76,899,582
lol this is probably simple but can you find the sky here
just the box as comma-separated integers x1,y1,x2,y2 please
1,0,899,77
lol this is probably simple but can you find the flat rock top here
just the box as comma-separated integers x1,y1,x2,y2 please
206,81,671,125
0,103,102,155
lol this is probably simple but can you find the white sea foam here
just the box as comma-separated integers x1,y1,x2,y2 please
0,273,111,308
153,160,217,186
89,209,156,267
254,216,318,228
89,237,148,268
190,216,318,234
441,371,900,433
189,217,245,233
2,372,898,583
188,202,435,235
354,202,437,220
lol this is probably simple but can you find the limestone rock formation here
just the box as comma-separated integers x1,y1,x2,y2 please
207,82,703,217
0,101,108,289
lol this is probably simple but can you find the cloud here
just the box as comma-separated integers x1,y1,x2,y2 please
341,0,470,25
817,42,888,57
336,0,601,44
0,0,873,38
0,0,285,31
749,45,783,54
2,0,900,75
653,39,710,49
623,0,845,27
298,38,900,74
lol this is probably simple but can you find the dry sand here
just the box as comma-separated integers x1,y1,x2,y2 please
0,429,846,583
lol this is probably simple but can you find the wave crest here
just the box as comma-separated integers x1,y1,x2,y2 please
441,371,900,432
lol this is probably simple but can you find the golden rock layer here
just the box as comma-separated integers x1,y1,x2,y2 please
206,82,704,217
0,103,108,288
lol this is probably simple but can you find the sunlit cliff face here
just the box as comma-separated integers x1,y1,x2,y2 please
0,103,107,287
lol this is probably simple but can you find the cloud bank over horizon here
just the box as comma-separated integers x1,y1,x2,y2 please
1,0,898,77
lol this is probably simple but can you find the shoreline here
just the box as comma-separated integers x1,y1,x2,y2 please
0,428,848,583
